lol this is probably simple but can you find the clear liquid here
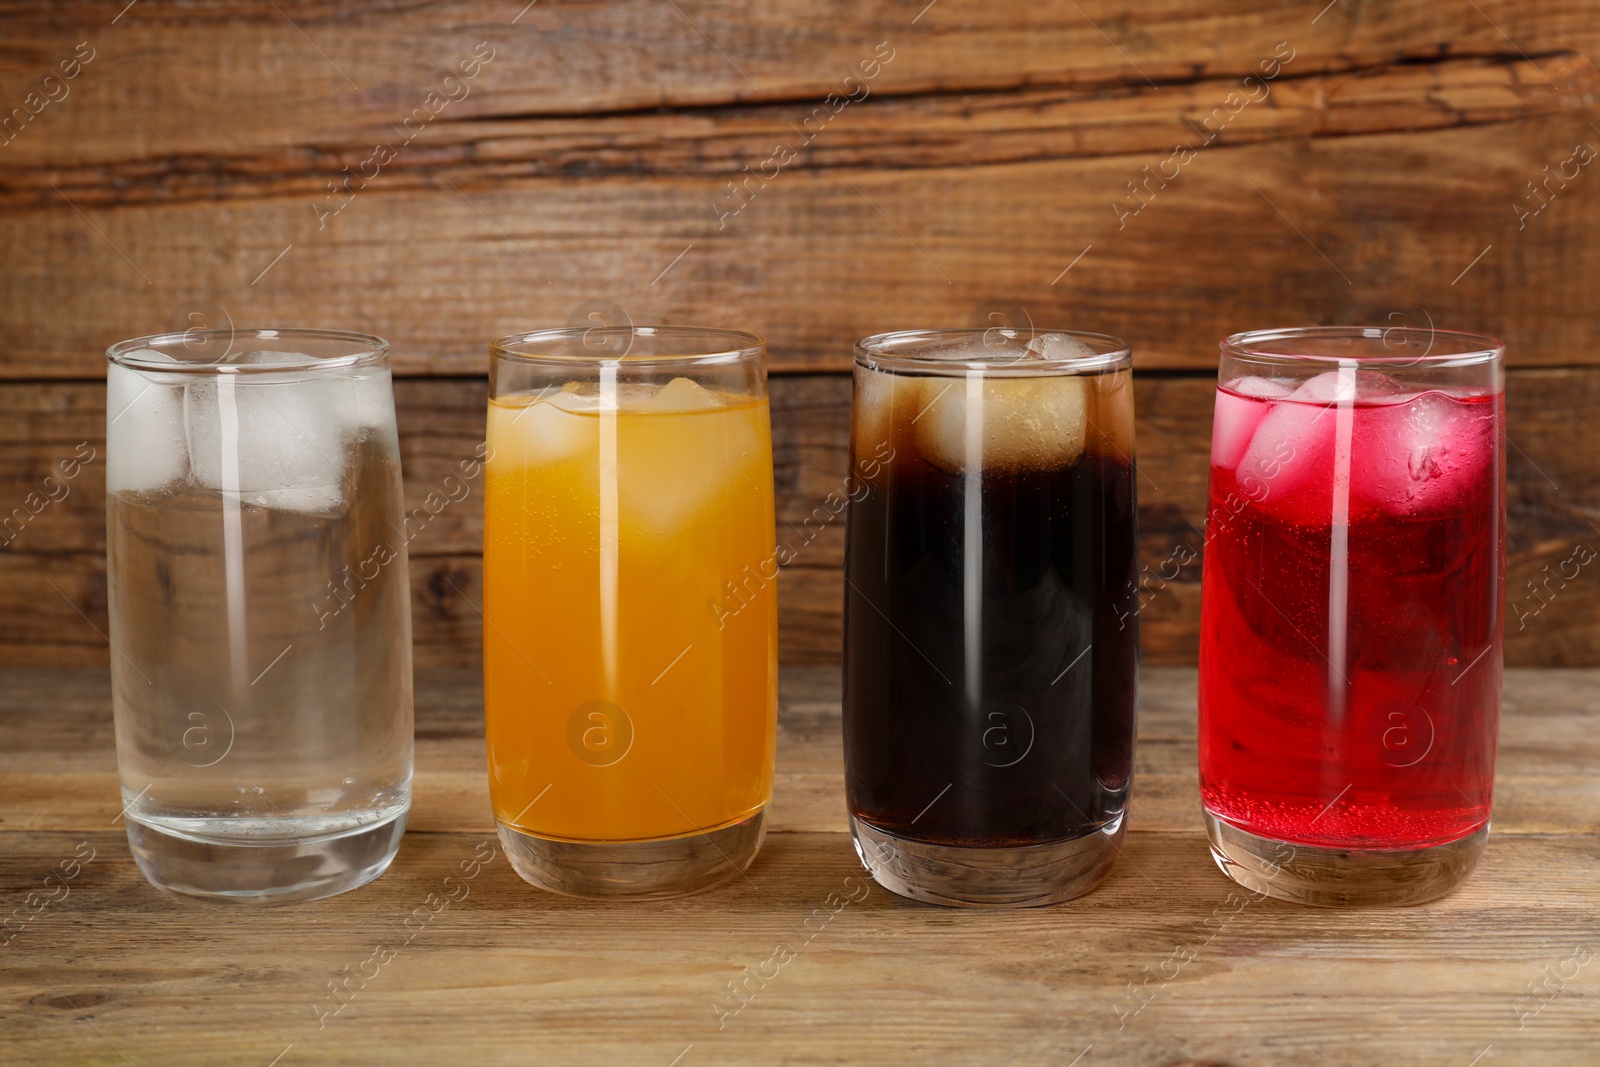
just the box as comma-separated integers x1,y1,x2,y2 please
107,432,414,851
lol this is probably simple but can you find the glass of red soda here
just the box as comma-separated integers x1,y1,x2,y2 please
1199,326,1504,906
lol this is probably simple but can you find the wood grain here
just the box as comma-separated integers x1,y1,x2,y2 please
3,0,1597,162
2,3,1598,1060
0,56,1596,376
2,667,1596,838
15,56,1593,203
3,369,1596,667
0,667,1596,1066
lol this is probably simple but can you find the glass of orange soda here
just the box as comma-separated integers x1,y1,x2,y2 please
483,326,777,898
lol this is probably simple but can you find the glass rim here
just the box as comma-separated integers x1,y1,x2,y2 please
1222,325,1504,369
490,325,766,367
854,328,1131,376
106,328,389,374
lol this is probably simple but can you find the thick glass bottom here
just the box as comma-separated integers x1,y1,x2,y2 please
497,808,766,900
125,806,408,904
849,813,1124,908
1204,810,1489,907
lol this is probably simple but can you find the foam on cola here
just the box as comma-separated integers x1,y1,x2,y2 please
843,332,1139,850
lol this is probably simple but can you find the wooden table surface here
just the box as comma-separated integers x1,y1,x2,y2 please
1,668,1595,1066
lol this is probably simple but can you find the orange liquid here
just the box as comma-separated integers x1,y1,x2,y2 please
483,381,777,841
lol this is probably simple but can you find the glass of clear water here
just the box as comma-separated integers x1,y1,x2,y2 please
105,328,413,903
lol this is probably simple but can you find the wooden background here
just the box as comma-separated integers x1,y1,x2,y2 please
3,667,1598,1066
2,1,1598,668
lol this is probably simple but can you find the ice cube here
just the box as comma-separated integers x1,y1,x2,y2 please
1211,376,1292,470
1233,375,1347,520
644,376,723,414
1293,368,1405,404
1026,332,1098,361
185,359,355,513
852,365,905,461
1292,369,1358,405
1351,390,1494,516
1088,368,1134,460
491,390,596,468
913,373,1087,474
107,352,189,494
239,349,309,367
351,368,397,435
540,380,658,414
619,397,764,537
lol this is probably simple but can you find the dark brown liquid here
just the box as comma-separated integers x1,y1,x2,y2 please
843,434,1138,847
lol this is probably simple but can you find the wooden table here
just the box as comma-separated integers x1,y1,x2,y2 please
2,668,1595,1065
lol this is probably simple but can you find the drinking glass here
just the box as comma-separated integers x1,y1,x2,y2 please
1199,326,1504,906
484,326,777,898
106,328,413,903
842,328,1139,907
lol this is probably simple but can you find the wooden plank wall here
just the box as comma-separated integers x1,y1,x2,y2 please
1,1,1597,667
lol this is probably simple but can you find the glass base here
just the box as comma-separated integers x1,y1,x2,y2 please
849,813,1124,908
125,807,408,904
497,809,766,900
1204,811,1489,907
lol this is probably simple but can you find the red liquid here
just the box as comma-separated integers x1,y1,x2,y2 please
1199,377,1503,849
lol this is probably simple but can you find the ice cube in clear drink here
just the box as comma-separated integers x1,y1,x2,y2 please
351,368,398,437
107,350,190,495
184,353,355,514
